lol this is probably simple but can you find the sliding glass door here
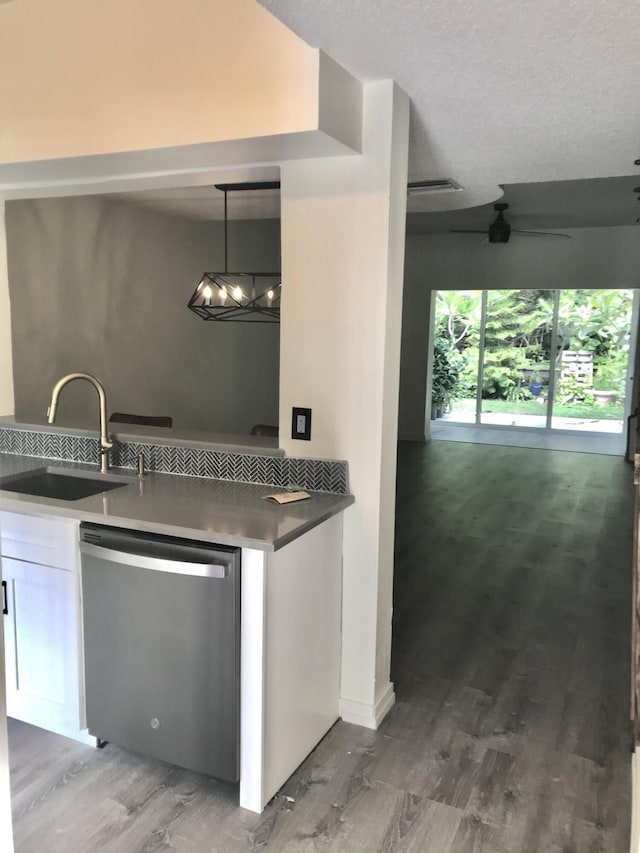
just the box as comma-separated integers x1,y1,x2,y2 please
550,289,634,432
432,288,637,435
432,291,482,423
480,289,553,428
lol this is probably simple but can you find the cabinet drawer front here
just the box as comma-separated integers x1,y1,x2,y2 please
0,511,78,570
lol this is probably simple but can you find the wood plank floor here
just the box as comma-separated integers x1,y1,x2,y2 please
9,440,634,852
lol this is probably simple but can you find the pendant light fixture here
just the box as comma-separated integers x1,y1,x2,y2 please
188,181,281,323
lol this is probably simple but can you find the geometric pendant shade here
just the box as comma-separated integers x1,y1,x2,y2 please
188,181,281,324
188,272,281,323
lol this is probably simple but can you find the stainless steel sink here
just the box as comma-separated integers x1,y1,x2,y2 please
0,467,134,501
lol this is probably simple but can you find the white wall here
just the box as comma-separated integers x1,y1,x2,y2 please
0,0,321,164
398,227,640,440
6,196,280,434
0,201,13,853
407,227,640,292
398,266,432,441
279,80,409,727
0,204,14,417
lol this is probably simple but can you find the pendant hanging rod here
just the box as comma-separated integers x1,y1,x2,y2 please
214,181,281,275
224,189,228,274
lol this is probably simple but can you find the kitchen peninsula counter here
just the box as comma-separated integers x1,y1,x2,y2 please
0,450,351,814
0,453,353,551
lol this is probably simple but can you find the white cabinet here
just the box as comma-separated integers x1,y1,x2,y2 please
3,557,79,733
240,514,343,813
0,511,91,743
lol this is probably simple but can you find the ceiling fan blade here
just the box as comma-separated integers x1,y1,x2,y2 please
450,229,488,235
511,229,571,239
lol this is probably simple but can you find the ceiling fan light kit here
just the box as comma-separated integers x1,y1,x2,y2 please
188,182,281,324
488,202,510,243
451,203,571,244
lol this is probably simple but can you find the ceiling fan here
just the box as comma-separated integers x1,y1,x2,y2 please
451,203,571,243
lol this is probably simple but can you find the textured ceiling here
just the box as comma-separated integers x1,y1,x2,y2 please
408,175,640,233
259,0,640,212
100,3,640,224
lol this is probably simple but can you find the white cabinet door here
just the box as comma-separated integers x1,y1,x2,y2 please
2,556,81,736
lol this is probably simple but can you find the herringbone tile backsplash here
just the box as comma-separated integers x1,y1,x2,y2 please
0,427,349,495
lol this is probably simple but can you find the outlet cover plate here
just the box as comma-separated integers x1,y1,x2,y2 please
292,407,312,440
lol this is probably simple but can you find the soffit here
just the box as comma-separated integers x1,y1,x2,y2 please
102,174,640,229
103,167,282,221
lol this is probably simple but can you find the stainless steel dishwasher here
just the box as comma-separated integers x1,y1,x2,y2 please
80,523,240,782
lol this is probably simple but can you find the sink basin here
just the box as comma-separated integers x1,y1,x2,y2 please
0,467,133,501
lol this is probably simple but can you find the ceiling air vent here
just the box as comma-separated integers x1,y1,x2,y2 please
407,179,463,196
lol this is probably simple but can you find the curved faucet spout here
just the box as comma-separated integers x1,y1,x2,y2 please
47,372,114,474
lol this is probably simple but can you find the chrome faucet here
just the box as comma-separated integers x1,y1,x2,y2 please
47,373,114,474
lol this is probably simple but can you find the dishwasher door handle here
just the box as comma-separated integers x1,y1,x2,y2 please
79,542,228,579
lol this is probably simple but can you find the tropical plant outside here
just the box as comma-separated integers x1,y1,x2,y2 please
433,288,634,429
431,336,459,415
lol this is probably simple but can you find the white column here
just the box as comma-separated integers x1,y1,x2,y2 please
279,80,409,727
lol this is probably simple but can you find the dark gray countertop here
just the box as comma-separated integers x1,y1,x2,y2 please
0,454,354,551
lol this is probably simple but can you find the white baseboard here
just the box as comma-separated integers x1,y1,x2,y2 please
339,682,395,730
632,749,640,853
397,434,427,443
72,728,98,747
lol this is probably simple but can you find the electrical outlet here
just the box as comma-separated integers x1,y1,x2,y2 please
292,407,312,440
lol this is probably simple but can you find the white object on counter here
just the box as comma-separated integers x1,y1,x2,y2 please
262,490,310,504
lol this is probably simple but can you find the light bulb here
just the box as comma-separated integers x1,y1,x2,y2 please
220,286,227,302
202,284,213,305
267,289,274,300
233,286,243,300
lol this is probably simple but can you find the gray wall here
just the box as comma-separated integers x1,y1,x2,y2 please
398,226,640,441
6,196,281,434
